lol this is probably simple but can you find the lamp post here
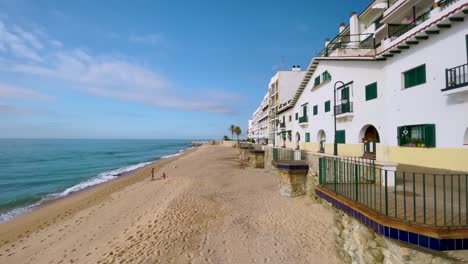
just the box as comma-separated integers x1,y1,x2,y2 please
334,81,345,156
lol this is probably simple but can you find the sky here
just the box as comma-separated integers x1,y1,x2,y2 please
0,0,370,139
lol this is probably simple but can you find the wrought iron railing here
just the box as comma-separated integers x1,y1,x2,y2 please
389,10,431,40
444,63,468,91
439,0,461,11
320,33,376,57
298,115,308,124
272,147,308,162
319,156,468,227
335,102,353,115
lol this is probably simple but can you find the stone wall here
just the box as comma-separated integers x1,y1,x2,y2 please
330,205,463,264
260,146,466,263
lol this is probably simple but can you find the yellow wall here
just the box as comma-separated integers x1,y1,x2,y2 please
377,145,468,172
298,142,320,152
321,143,363,157
296,141,468,172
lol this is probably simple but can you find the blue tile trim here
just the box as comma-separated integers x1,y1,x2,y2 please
315,188,468,252
274,164,309,170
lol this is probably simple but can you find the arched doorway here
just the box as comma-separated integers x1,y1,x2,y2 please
464,128,468,145
359,125,380,158
317,130,326,153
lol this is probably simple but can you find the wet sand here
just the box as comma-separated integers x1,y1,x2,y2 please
0,145,339,264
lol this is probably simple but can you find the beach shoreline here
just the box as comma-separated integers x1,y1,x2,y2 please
0,144,338,264
0,146,197,247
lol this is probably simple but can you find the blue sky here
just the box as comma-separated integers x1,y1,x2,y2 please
0,0,369,139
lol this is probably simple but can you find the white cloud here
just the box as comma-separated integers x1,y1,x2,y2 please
129,34,162,45
0,82,54,101
0,20,43,61
0,19,237,115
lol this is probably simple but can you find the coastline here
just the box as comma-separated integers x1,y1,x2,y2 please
0,146,197,246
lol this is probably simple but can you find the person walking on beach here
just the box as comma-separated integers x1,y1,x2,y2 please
151,168,155,181
162,172,166,179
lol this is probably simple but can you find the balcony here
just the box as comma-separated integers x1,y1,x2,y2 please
279,122,286,130
388,10,431,41
320,33,376,58
335,102,354,120
298,115,308,125
442,63,468,95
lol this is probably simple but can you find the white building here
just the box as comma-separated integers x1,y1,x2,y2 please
248,93,269,144
266,66,305,146
251,0,468,172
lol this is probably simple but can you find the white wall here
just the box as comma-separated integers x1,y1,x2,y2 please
292,21,468,148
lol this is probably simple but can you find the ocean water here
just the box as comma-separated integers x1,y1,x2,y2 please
0,139,193,223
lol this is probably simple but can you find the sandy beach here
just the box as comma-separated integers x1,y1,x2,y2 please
0,145,339,264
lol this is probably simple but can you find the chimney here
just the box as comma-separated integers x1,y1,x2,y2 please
325,38,330,47
291,65,301,72
339,22,345,33
349,12,359,46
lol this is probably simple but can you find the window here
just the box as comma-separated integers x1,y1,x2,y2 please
397,124,436,147
302,104,307,116
314,76,320,86
289,115,292,122
305,133,310,142
322,71,331,82
365,82,378,101
336,130,346,144
295,113,298,120
324,100,330,112
313,105,318,115
404,64,426,88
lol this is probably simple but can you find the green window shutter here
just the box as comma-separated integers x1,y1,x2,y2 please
305,133,310,142
336,130,346,144
303,105,307,116
341,86,349,100
324,101,330,112
404,64,426,88
424,124,436,147
313,105,318,115
295,113,298,120
322,71,330,81
365,82,378,101
314,76,320,86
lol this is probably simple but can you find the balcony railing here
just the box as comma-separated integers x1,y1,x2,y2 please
319,156,468,227
443,63,468,91
439,0,461,11
389,9,431,40
320,33,376,57
298,115,308,124
335,102,353,115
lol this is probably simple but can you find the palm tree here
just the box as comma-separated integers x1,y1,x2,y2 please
229,124,235,141
234,126,242,141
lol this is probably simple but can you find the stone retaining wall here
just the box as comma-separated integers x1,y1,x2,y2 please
330,205,462,264
260,147,465,263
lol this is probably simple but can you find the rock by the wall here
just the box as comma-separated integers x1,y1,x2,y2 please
249,152,265,168
329,203,463,264
276,168,308,197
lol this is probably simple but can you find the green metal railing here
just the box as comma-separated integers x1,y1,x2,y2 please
319,156,468,227
298,115,308,124
272,147,307,163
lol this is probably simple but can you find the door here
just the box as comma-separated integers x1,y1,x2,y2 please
341,86,350,112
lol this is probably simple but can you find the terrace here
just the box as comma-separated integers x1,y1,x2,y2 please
317,155,468,251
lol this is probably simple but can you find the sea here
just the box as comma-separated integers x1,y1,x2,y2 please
0,139,194,223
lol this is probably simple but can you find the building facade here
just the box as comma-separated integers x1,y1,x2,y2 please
251,0,468,172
